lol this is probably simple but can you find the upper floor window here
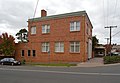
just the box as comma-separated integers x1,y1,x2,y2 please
42,42,50,52
70,21,80,31
42,25,50,34
70,41,80,53
55,42,64,52
86,23,91,35
88,28,91,35
31,26,36,34
86,23,89,34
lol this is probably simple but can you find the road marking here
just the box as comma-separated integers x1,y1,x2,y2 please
0,68,120,76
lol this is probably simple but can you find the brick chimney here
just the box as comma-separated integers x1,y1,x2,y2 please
41,9,47,17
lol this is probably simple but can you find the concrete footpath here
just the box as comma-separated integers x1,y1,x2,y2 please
77,58,104,67
77,57,120,67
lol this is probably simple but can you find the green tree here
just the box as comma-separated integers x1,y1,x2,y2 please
92,36,99,51
16,28,28,42
0,33,15,56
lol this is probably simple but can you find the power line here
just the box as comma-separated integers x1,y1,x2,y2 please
115,41,120,44
112,38,120,44
33,0,39,18
103,0,105,27
112,30,120,37
106,0,109,25
31,0,39,51
112,0,118,25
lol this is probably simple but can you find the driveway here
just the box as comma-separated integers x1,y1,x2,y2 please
77,57,104,67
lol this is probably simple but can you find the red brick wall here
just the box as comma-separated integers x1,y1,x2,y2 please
15,15,92,63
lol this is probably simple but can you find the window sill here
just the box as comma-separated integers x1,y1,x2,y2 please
55,52,64,54
70,52,80,54
70,31,80,33
42,33,50,35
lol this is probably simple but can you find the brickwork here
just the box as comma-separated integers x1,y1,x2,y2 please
15,11,93,63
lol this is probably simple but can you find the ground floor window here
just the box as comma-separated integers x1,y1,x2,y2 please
32,50,36,57
70,41,80,53
55,42,64,52
28,50,31,56
42,42,49,52
21,50,24,57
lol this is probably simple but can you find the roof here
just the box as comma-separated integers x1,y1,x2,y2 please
95,46,105,49
112,45,120,49
29,11,86,21
28,11,93,28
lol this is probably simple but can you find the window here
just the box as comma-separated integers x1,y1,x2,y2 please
70,42,80,53
31,26,36,34
42,25,50,33
70,21,80,31
86,23,91,35
21,50,24,57
28,50,31,56
42,42,50,52
86,23,89,34
32,50,36,57
88,28,91,35
55,42,64,52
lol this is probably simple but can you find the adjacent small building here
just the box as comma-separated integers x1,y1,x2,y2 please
112,45,120,52
15,10,93,63
94,46,106,57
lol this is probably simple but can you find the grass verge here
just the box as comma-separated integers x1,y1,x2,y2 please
25,62,77,67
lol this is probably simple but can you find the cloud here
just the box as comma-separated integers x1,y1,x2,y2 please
0,0,34,35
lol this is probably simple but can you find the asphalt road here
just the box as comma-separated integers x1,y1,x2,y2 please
0,65,120,83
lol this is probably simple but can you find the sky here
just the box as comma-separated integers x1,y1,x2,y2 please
0,0,120,44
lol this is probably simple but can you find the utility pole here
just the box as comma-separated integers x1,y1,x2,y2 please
105,38,109,45
105,26,117,55
105,38,109,55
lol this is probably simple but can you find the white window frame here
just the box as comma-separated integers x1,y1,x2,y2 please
31,26,36,34
55,42,64,52
70,42,80,53
70,21,80,31
42,25,50,33
42,42,50,52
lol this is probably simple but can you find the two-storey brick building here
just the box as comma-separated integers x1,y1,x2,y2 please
15,10,93,63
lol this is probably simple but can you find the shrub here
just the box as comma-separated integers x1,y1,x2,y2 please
104,56,120,64
21,59,26,64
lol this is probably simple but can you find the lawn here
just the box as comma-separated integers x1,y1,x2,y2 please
25,62,77,67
